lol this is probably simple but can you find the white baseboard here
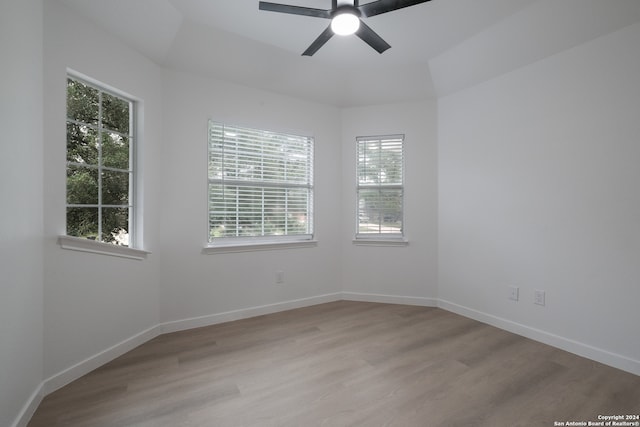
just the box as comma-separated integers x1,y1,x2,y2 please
17,293,639,427
160,293,343,334
42,324,162,395
342,292,438,307
438,299,640,376
11,383,44,427
13,324,159,427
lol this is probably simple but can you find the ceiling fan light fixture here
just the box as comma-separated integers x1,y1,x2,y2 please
259,0,432,55
331,12,360,36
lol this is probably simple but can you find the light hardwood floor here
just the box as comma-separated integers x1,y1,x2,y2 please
29,301,640,426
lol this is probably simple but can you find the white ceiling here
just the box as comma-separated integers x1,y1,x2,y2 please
56,0,640,106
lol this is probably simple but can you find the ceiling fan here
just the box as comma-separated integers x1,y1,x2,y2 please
258,0,432,56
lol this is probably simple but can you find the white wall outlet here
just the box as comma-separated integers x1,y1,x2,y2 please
275,270,285,284
508,286,519,301
534,290,545,306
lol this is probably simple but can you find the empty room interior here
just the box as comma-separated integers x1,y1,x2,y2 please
2,0,640,426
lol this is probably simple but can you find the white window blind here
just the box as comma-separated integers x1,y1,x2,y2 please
208,121,314,244
356,134,404,238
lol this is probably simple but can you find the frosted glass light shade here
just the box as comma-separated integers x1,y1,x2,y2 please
331,13,360,36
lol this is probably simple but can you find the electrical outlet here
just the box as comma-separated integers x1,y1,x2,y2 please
508,286,519,301
275,271,285,284
534,290,545,306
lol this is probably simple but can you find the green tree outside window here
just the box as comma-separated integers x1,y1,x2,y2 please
66,77,133,246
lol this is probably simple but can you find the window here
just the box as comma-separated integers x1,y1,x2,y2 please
208,121,314,245
66,76,135,247
356,134,404,239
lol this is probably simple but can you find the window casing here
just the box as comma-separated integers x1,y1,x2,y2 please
208,121,314,245
65,75,135,247
356,134,404,239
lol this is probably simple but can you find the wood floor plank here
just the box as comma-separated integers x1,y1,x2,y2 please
28,301,640,426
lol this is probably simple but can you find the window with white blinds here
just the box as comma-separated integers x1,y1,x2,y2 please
356,134,404,239
208,121,314,244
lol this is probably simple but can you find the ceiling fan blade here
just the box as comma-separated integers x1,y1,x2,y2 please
259,2,331,19
355,20,391,54
358,0,432,18
302,25,334,56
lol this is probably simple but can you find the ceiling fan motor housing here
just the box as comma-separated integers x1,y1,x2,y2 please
331,4,362,18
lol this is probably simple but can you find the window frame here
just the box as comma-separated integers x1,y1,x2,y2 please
354,134,407,245
61,71,147,258
206,120,316,251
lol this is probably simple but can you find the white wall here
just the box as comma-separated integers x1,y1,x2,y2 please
158,70,343,323
438,22,640,372
0,0,44,425
42,1,163,379
341,101,439,302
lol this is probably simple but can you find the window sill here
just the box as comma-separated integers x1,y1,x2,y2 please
58,236,150,260
352,239,409,247
203,239,318,254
